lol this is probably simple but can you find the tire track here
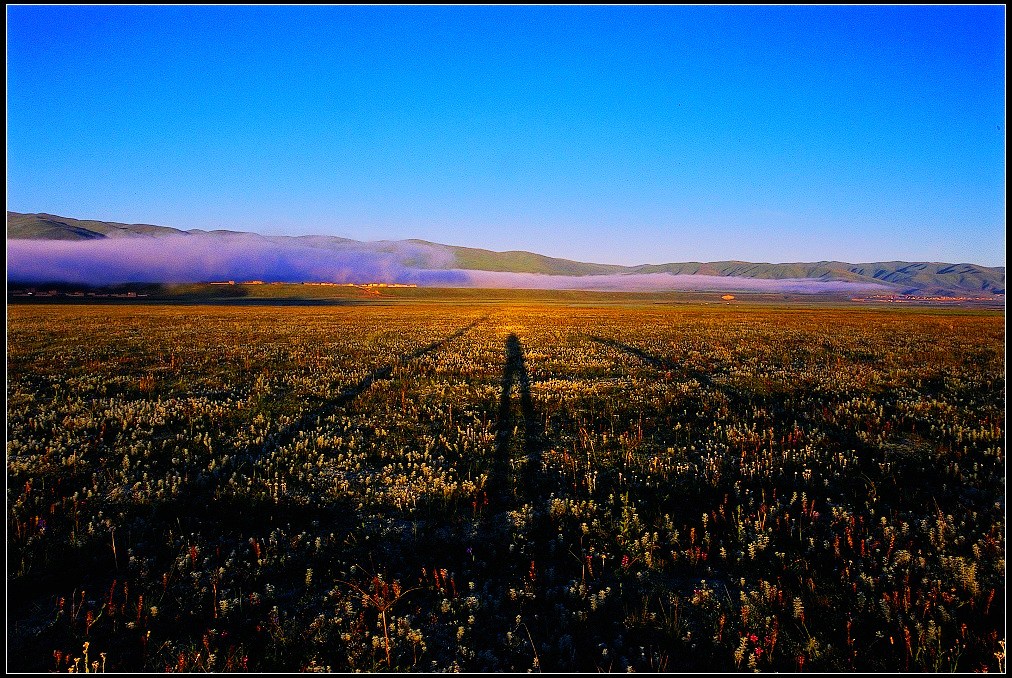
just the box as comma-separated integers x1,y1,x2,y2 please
145,316,488,527
238,316,488,472
586,334,720,392
585,332,901,503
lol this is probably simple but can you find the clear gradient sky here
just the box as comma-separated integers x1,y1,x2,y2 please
6,5,1006,266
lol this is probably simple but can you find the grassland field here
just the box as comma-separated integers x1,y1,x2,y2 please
5,296,1005,672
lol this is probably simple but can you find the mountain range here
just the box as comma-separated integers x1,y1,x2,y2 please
7,212,1005,297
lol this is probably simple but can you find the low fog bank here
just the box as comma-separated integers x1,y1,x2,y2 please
8,237,894,294
7,235,466,286
455,270,893,293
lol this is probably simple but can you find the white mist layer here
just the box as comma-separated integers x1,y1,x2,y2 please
7,235,467,286
453,270,893,294
7,237,894,294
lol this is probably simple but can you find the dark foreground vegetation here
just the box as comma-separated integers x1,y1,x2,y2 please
6,301,1005,671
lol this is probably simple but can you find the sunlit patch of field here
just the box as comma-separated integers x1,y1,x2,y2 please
6,302,1005,672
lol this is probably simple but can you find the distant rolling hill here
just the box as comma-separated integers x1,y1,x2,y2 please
629,260,1005,296
6,211,1005,296
7,211,185,239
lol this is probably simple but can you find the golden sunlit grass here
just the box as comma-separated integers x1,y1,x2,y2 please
6,302,1005,672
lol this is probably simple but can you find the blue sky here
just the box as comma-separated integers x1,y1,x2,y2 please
6,5,1006,266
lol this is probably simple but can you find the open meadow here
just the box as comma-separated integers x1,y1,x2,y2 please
6,299,1005,672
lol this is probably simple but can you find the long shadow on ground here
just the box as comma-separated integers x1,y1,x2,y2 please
470,333,568,669
486,334,546,510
